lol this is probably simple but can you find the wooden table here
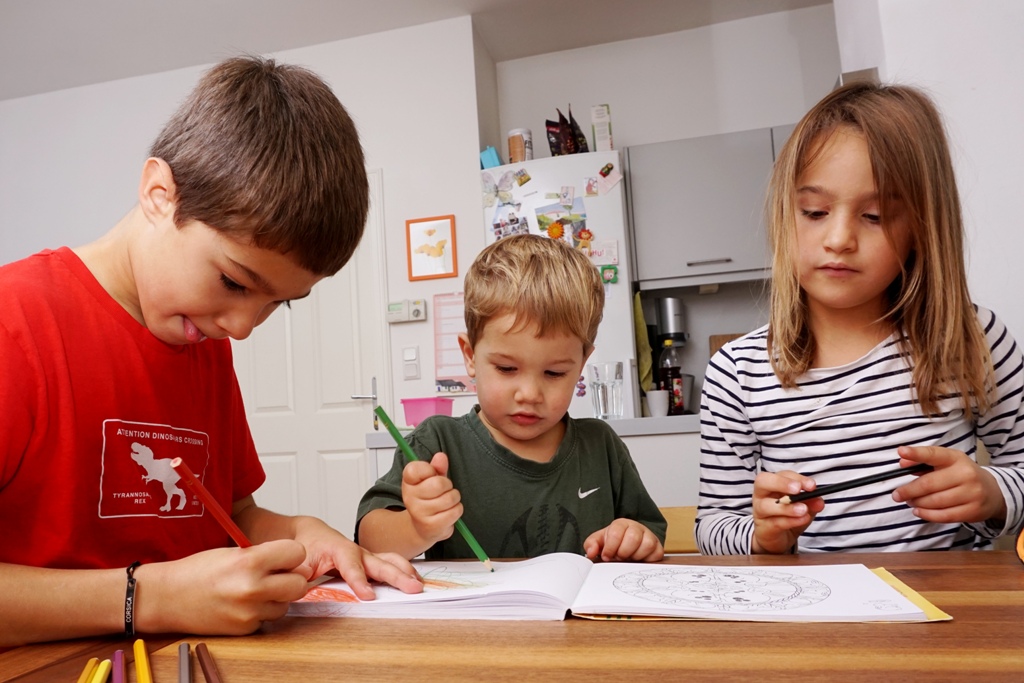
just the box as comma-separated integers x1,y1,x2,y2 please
4,551,1023,682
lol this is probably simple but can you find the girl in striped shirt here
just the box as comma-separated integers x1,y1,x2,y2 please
698,82,1024,555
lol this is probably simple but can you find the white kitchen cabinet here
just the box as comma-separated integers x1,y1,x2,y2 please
625,126,793,289
619,431,702,508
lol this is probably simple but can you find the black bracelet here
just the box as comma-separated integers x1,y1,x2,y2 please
125,561,141,638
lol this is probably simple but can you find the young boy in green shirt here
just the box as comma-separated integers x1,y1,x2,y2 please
358,234,666,561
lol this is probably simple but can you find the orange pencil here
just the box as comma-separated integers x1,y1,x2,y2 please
171,457,336,593
170,457,251,548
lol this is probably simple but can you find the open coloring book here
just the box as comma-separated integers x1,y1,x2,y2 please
290,553,948,623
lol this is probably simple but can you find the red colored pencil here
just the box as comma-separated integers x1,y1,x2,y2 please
170,457,252,548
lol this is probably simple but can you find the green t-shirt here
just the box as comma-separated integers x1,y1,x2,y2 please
357,406,666,560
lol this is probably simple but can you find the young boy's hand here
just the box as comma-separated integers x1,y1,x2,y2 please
751,470,825,554
892,445,1008,524
583,518,664,562
289,516,423,601
401,452,465,547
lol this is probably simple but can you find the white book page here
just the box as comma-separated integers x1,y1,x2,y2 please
291,552,594,619
570,563,926,622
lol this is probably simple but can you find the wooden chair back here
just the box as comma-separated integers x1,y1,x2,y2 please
659,505,698,554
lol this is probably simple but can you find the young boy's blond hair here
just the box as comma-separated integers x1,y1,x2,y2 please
463,234,604,350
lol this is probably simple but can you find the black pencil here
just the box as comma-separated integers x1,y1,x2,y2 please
777,463,934,504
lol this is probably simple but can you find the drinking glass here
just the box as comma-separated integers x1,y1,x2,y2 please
589,362,624,419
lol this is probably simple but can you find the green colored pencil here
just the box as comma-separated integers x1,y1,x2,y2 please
374,406,494,571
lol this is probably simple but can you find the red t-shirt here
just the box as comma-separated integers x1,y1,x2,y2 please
0,248,265,569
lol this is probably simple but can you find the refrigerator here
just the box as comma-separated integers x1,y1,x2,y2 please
480,150,640,419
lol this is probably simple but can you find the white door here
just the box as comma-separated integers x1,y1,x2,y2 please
232,170,391,538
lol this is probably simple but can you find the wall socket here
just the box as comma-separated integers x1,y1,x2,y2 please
386,299,427,323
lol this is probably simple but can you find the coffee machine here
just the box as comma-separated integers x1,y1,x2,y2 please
645,296,690,385
653,296,694,412
656,297,689,346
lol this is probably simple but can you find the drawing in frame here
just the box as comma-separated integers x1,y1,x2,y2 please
406,214,458,281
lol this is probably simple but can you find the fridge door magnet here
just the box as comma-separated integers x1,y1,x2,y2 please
482,170,514,208
407,215,458,281
535,196,587,248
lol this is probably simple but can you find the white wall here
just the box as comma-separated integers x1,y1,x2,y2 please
0,17,484,417
495,5,840,157
0,70,202,258
283,21,484,409
0,6,851,419
473,25,501,154
833,0,1024,342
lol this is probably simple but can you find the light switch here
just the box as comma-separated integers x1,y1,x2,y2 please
402,346,420,380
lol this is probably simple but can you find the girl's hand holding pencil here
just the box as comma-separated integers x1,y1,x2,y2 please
752,445,1009,554
891,445,1008,525
752,470,825,554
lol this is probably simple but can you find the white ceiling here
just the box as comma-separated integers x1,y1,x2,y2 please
0,0,827,102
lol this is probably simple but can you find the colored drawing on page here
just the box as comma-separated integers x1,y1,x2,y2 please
421,566,488,591
300,585,359,603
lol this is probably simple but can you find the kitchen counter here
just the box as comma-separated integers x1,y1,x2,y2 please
365,413,700,449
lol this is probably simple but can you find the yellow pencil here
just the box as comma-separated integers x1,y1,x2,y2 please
87,658,112,683
134,638,153,683
75,657,99,683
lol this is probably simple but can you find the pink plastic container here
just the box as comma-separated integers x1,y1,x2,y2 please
401,397,454,427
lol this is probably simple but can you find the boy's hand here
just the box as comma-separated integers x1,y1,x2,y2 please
751,470,825,554
290,516,423,601
401,452,464,547
584,519,664,562
141,539,314,635
892,445,1007,524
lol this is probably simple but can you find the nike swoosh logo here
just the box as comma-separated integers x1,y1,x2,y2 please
578,487,600,499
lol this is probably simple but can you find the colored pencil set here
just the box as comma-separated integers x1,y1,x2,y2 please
74,639,149,683
75,639,222,682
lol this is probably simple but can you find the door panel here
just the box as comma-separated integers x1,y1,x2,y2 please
233,169,390,537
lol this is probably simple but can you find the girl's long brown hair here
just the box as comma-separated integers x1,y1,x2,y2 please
766,82,992,416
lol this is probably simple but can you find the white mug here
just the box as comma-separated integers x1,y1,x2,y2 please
646,389,670,418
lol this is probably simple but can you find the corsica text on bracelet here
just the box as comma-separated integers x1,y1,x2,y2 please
125,560,142,638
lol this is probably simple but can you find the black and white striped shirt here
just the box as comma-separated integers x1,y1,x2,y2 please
697,306,1024,554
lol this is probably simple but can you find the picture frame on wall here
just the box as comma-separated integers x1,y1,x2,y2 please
406,215,458,281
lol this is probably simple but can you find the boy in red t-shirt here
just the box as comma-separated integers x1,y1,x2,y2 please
0,56,422,647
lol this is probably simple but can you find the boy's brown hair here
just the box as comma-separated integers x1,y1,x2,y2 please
463,234,604,352
150,55,368,276
766,81,993,415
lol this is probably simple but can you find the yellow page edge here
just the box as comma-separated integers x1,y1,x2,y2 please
870,567,952,622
